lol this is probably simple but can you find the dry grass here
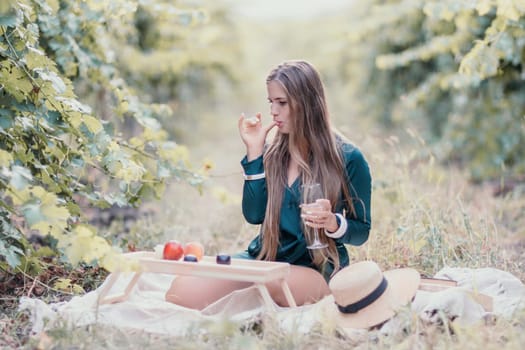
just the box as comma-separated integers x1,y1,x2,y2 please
345,126,525,282
30,113,520,350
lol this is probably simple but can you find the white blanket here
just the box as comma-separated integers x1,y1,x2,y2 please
19,266,525,336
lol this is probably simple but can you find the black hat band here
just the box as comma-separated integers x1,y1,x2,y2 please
336,277,388,314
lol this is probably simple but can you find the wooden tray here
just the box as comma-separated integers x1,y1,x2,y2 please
418,277,492,312
97,251,296,309
419,277,458,291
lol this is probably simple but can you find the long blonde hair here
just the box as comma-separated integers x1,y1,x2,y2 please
258,60,355,272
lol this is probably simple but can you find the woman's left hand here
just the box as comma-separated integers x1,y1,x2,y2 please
300,199,339,232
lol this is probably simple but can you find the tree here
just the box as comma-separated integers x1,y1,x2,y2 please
0,0,238,271
341,0,525,181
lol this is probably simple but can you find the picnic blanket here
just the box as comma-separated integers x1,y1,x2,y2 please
19,265,525,337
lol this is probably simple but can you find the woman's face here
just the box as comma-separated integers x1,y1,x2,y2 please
267,80,291,134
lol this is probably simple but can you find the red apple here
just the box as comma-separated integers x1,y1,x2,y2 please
163,240,184,260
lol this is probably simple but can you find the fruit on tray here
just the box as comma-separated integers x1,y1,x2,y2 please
162,240,184,260
183,241,204,261
216,254,231,265
183,254,198,262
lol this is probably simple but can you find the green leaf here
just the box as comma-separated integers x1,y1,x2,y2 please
0,1,14,14
58,225,112,266
9,165,33,190
53,278,85,294
34,246,56,258
157,162,171,179
0,10,19,27
35,69,67,94
459,41,500,79
87,130,111,156
0,207,25,268
66,201,81,216
0,149,13,167
0,239,23,268
55,97,92,114
0,63,34,102
34,0,59,15
21,200,46,227
0,108,14,123
25,47,50,70
40,171,61,193
497,2,521,21
476,0,494,16
82,115,103,134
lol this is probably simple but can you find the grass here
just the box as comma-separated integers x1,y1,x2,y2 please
1,76,523,348
4,115,523,349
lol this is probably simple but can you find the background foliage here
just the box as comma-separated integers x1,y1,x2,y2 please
0,0,239,271
339,0,525,182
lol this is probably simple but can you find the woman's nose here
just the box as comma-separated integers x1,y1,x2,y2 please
270,104,279,116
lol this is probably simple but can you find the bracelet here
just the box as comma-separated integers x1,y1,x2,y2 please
325,213,347,239
243,172,265,180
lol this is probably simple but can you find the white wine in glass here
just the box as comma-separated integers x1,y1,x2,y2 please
301,183,328,250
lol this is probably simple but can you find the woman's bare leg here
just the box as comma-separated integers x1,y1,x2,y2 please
165,265,330,310
165,276,252,310
265,265,330,307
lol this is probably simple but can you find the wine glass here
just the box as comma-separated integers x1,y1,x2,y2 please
301,183,328,250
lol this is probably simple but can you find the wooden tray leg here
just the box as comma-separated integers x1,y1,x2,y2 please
279,279,297,307
255,283,277,311
97,271,143,305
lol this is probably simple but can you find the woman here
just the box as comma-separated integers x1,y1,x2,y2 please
166,60,371,310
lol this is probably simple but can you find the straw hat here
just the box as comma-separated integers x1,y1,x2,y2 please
328,260,420,329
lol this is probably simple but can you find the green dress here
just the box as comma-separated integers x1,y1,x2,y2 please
238,141,372,280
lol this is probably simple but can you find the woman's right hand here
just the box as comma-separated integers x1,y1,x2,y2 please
238,112,276,160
